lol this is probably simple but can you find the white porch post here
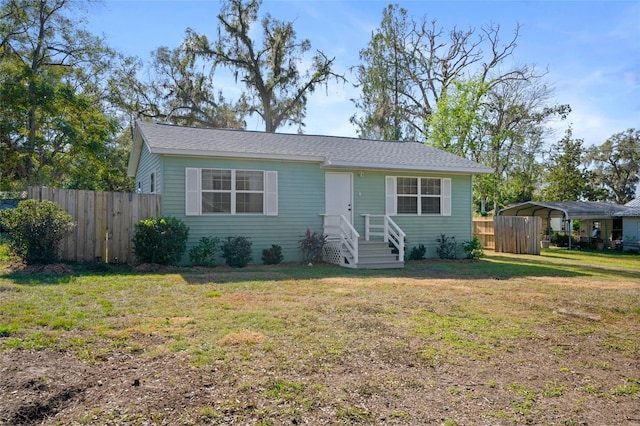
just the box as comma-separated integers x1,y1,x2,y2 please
383,215,389,243
364,214,370,241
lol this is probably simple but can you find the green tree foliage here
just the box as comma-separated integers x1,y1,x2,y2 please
189,0,344,133
428,77,570,213
586,129,640,204
477,80,570,211
428,80,488,158
540,127,592,201
0,199,74,264
0,0,131,191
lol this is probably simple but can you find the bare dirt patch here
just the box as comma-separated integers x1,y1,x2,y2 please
2,315,638,425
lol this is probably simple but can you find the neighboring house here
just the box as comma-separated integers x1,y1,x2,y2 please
618,198,640,250
128,121,492,268
498,200,640,251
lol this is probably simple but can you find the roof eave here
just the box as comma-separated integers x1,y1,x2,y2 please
127,124,144,178
322,161,493,174
147,148,492,174
150,147,326,163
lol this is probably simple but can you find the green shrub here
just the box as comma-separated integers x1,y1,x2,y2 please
436,233,458,259
299,229,326,263
262,244,283,265
0,199,75,264
221,236,253,268
132,217,189,265
408,244,427,260
551,232,571,247
189,236,221,267
462,237,484,259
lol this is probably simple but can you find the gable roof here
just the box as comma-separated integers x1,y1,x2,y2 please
625,198,640,208
128,121,493,177
620,198,640,216
498,201,638,220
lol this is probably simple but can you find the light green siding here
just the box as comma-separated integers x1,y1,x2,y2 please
345,169,474,258
162,156,325,263
138,152,475,264
134,143,161,194
623,218,640,242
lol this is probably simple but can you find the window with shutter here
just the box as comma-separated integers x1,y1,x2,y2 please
186,168,277,216
385,176,451,216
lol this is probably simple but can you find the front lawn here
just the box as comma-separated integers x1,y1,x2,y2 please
1,249,638,425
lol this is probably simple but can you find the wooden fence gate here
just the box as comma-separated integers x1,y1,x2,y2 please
472,217,495,250
494,216,542,255
28,187,160,263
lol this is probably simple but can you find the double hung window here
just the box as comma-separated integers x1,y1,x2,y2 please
186,168,277,216
386,176,451,216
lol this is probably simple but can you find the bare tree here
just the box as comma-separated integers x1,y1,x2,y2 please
352,4,544,142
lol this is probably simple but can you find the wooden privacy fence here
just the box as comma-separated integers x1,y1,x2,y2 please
494,216,542,255
472,217,495,250
28,187,160,264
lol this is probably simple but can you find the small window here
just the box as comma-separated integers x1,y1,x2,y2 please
150,173,155,193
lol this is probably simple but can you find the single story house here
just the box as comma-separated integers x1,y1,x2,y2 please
128,121,492,268
498,200,640,251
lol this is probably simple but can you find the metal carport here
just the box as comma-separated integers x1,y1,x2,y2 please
498,201,629,249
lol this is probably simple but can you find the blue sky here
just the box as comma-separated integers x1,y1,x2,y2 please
87,1,639,148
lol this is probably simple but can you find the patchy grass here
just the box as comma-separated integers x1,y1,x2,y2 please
0,249,638,425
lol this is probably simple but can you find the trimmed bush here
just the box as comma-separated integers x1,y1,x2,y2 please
462,237,484,259
0,199,75,264
189,236,221,267
262,244,283,265
436,233,458,259
221,236,253,268
408,244,427,260
132,217,189,265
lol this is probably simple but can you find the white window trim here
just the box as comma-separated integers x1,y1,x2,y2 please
186,167,277,216
386,176,451,216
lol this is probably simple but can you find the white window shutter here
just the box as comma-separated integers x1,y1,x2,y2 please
442,178,451,216
185,168,200,216
385,176,397,216
265,171,278,216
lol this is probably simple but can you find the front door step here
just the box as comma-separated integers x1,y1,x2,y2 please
356,240,403,269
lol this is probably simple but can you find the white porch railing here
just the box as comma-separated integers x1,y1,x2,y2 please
322,214,359,267
362,214,406,262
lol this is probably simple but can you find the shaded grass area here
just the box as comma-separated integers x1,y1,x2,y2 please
0,248,639,424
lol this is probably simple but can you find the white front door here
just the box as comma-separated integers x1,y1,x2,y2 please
325,172,353,223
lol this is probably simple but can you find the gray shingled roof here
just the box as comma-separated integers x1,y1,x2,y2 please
620,198,640,216
134,121,492,174
625,198,640,207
